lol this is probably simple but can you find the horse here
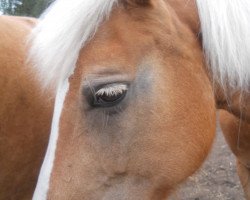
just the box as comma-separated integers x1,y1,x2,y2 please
0,0,249,199
0,15,54,199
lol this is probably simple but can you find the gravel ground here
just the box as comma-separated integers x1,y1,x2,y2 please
170,123,245,200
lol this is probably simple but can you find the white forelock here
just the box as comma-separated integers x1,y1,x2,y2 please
29,0,118,89
196,0,250,93
30,0,250,92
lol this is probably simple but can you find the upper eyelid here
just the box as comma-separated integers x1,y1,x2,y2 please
82,81,131,105
83,74,133,89
83,80,131,95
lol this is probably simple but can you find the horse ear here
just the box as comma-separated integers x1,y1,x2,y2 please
124,0,152,7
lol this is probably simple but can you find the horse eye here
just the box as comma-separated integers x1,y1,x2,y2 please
93,84,127,107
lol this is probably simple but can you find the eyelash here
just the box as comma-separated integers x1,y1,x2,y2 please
95,84,128,97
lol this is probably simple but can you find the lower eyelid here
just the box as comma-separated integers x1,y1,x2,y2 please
102,104,125,116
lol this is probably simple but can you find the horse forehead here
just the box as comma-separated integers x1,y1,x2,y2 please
75,1,199,82
77,28,155,75
76,12,172,70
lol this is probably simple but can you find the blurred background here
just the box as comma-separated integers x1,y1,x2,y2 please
0,0,51,17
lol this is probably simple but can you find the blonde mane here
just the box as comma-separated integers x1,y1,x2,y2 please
196,0,250,92
29,0,118,89
30,0,250,92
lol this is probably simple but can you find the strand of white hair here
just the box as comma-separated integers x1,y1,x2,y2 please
29,0,118,90
196,0,250,93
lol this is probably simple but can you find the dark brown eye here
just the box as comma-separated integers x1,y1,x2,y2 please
95,92,126,107
93,84,128,107
97,92,124,102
